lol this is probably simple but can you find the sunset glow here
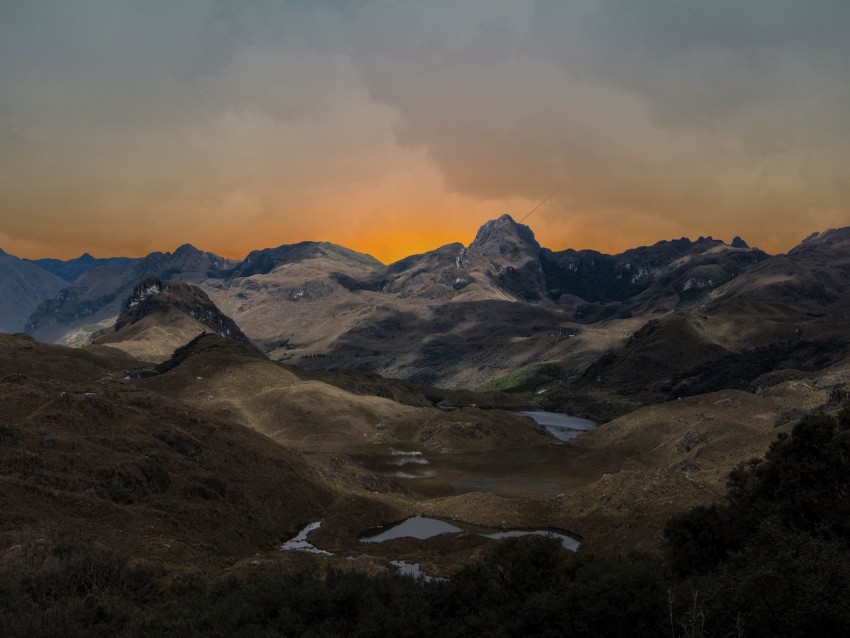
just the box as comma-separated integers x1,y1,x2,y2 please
2,2,848,263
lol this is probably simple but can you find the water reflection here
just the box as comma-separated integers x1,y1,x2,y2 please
485,529,580,551
361,516,462,543
389,449,430,466
281,521,332,555
360,516,580,551
516,410,597,443
390,560,443,582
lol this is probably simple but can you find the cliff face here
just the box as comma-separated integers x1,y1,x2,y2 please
113,277,253,347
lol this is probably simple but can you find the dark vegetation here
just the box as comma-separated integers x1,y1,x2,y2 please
670,339,848,399
663,405,850,636
3,408,850,636
0,538,667,637
541,249,652,303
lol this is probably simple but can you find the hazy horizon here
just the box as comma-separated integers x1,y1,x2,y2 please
0,210,823,264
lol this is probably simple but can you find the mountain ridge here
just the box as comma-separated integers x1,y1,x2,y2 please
92,277,255,362
8,216,850,392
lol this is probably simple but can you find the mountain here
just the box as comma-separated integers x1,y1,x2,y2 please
340,215,548,303
0,248,66,333
211,241,382,280
199,217,603,388
201,216,774,388
0,336,335,570
15,218,850,395
701,227,850,321
25,244,233,344
92,277,255,362
541,234,769,319
467,213,547,301
536,228,850,420
201,241,388,354
141,332,553,453
6,222,850,592
26,252,140,282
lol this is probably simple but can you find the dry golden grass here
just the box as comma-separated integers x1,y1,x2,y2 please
0,373,335,572
94,311,209,362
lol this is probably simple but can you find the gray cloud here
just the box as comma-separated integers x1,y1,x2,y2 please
0,0,848,258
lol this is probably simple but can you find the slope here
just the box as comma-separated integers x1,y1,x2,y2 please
140,334,555,453
93,277,254,363
0,249,66,333
25,244,232,343
0,372,334,570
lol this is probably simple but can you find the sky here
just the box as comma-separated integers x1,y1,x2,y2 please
2,1,849,263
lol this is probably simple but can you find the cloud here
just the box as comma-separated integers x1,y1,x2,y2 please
0,1,848,260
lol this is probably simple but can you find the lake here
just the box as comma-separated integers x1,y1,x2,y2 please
516,410,597,443
360,515,580,551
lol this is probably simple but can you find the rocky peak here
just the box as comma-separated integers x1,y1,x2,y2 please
788,226,850,258
126,277,165,309
470,214,540,255
468,214,546,301
173,243,202,258
114,277,253,348
730,236,749,249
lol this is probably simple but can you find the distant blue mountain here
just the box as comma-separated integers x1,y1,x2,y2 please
27,253,140,282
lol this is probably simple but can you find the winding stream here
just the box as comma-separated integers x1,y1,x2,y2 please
281,521,332,555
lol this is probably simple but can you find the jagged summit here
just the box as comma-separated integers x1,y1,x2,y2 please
466,214,547,301
114,277,250,344
171,243,204,258
92,277,254,362
788,227,850,257
730,236,749,249
470,214,540,255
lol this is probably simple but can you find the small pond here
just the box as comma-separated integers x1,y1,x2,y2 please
359,515,580,551
516,410,597,443
361,516,462,543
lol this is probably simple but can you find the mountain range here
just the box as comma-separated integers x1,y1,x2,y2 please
4,215,849,397
3,214,850,591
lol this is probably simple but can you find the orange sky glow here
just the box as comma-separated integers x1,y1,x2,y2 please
1,3,848,264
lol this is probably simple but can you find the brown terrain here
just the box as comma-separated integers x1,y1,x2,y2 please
3,219,850,578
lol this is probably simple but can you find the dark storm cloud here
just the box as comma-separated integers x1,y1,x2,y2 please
347,2,850,241
0,1,848,259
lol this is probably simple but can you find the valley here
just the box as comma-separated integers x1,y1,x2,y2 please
2,216,850,583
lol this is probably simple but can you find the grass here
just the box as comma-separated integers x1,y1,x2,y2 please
475,363,565,393
82,324,105,332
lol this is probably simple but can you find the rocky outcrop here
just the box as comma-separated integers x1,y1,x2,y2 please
113,277,253,348
25,245,231,342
